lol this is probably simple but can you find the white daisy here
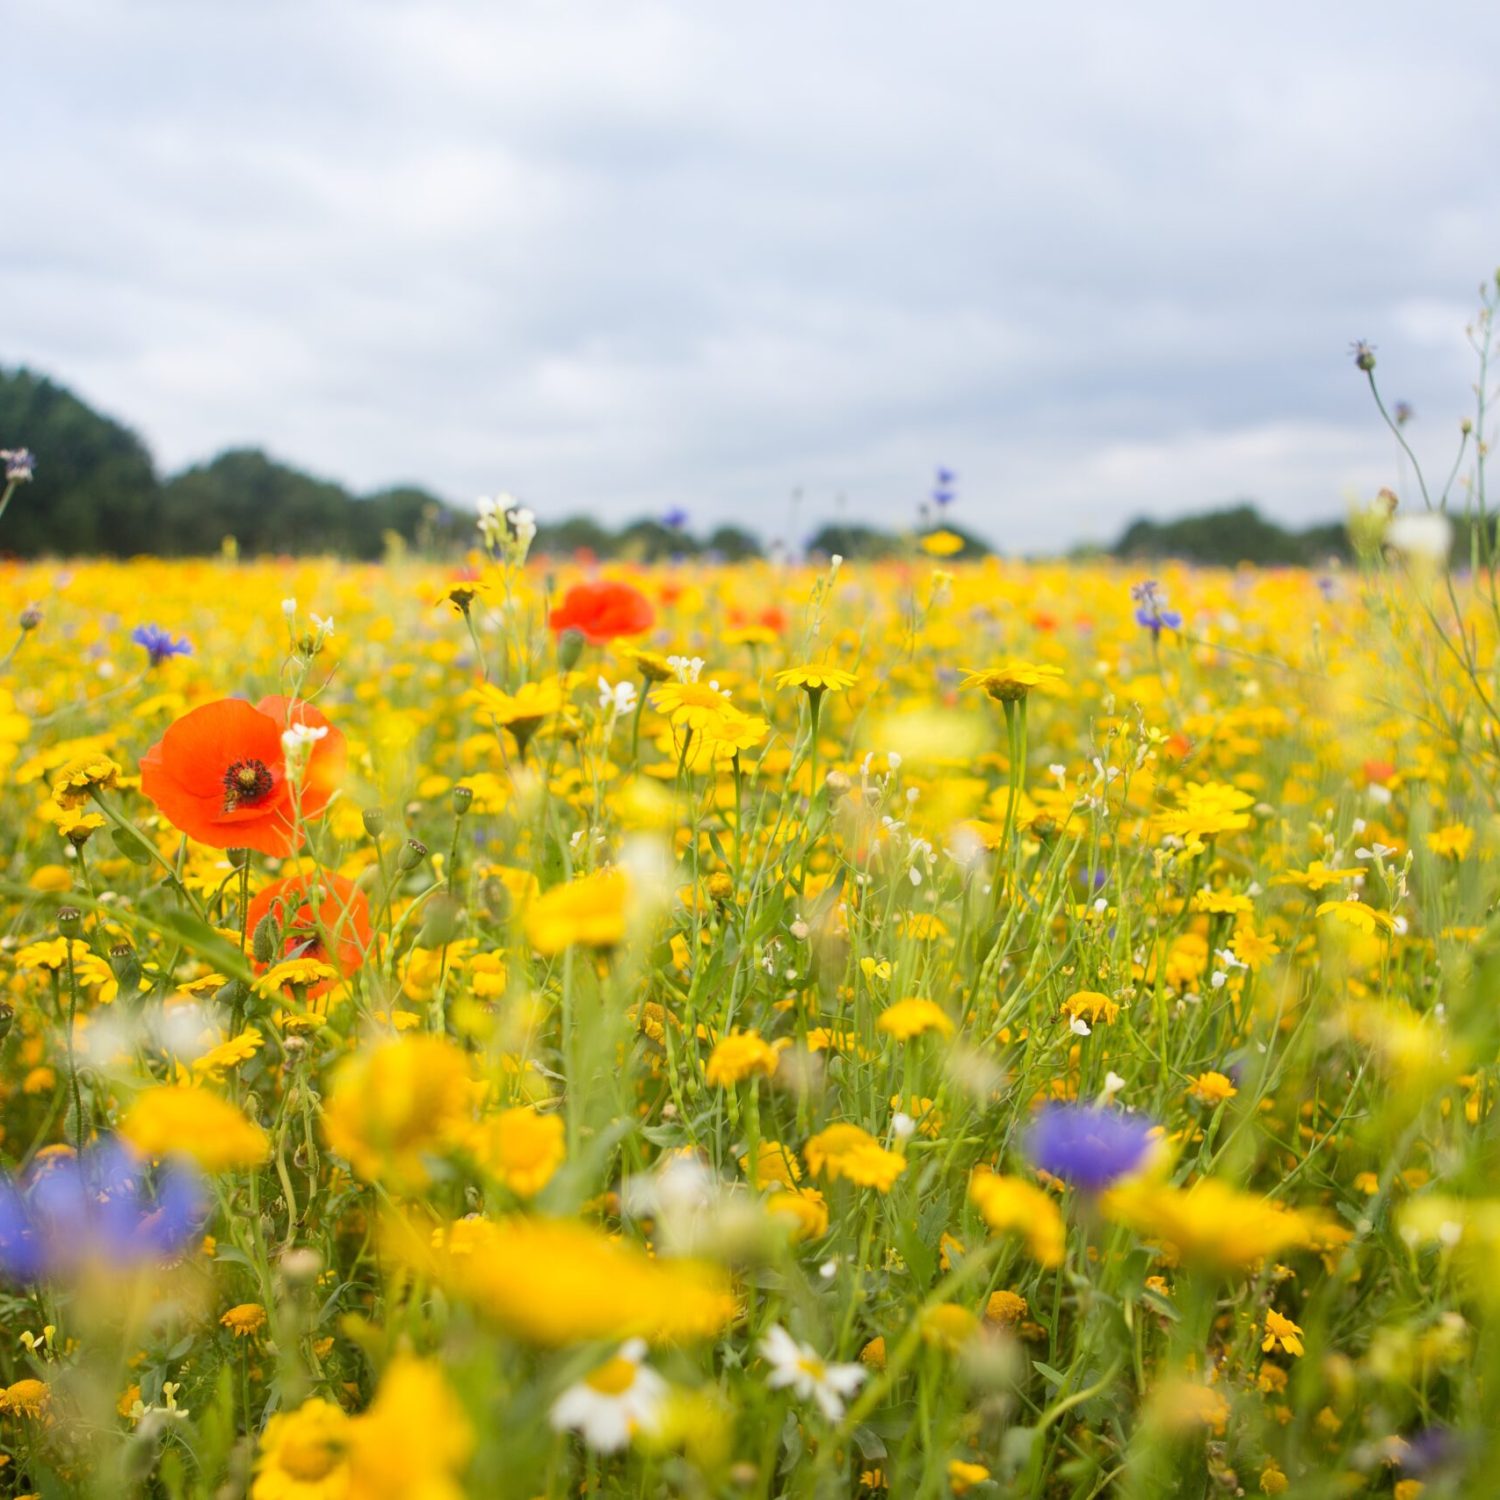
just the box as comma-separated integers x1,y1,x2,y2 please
549,1339,667,1453
759,1323,866,1421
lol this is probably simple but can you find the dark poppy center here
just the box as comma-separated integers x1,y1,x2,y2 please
223,758,275,811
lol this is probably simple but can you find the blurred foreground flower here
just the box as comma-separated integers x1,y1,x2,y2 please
0,1140,203,1283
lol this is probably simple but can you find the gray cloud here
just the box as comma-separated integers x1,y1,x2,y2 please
7,0,1499,548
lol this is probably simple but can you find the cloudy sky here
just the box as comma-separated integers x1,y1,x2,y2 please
9,1,1500,549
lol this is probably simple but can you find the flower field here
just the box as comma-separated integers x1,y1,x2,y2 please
1,534,1498,1498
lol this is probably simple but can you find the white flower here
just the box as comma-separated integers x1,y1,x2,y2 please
759,1324,865,1421
1069,1016,1092,1036
597,677,638,715
310,613,334,637
1387,512,1452,564
891,1111,916,1141
1356,843,1397,860
281,722,329,775
280,597,297,618
549,1340,667,1452
668,655,705,683
1099,1070,1127,1103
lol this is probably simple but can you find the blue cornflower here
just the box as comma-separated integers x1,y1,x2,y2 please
131,624,193,668
662,507,689,531
933,465,957,508
0,1139,204,1284
1025,1104,1156,1191
1,447,35,483
1130,580,1182,637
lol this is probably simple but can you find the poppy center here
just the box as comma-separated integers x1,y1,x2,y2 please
223,758,275,811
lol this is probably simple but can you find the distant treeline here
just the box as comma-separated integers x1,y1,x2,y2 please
3,364,1356,565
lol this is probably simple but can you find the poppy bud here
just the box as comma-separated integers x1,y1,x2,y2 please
419,893,465,948
58,907,82,938
252,914,280,965
398,838,429,873
110,942,140,990
556,627,587,673
362,808,385,839
111,824,155,866
451,784,473,817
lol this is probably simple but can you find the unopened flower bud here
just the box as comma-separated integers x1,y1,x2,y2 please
419,893,465,948
556,627,586,673
19,605,42,631
110,942,140,989
279,1247,322,1287
111,825,155,866
252,915,280,965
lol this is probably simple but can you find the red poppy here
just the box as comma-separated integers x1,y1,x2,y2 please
549,580,655,643
245,871,372,996
140,696,344,857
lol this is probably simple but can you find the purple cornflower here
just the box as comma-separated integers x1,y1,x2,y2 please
1025,1104,1155,1191
662,507,689,531
932,465,957,508
0,1140,205,1284
131,624,193,667
1131,580,1182,637
0,448,34,483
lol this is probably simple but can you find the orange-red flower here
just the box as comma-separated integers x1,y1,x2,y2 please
245,871,372,996
549,580,655,643
139,696,344,857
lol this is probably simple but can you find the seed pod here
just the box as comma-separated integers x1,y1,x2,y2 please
397,838,428,873
362,808,386,839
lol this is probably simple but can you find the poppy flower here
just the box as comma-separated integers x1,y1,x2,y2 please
549,581,655,644
140,697,344,857
245,871,372,997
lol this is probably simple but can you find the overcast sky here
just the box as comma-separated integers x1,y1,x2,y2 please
8,1,1500,549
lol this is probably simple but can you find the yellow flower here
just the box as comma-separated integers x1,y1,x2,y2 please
804,1124,907,1192
1269,859,1363,891
252,1396,350,1500
1187,1071,1238,1107
51,753,122,809
968,1171,1066,1267
192,1028,265,1081
961,661,1065,702
1262,1309,1305,1357
1061,990,1119,1026
345,1356,473,1500
120,1086,269,1171
773,663,859,695
920,1302,978,1352
948,1459,992,1494
525,869,630,954
467,1106,565,1198
1156,781,1255,842
473,677,563,730
0,1378,51,1418
221,1303,268,1339
1259,1461,1289,1494
390,1214,735,1346
766,1189,829,1242
322,1035,473,1188
919,529,966,557
254,958,341,998
620,646,676,683
742,1140,803,1189
705,1031,780,1086
1103,1178,1339,1270
1314,899,1396,936
1427,823,1474,860
985,1289,1028,1325
876,997,955,1040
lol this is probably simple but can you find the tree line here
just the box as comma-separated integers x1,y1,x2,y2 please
2,364,1354,564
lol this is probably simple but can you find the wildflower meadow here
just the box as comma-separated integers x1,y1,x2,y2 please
3,301,1500,1498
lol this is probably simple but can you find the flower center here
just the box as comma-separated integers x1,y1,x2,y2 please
222,759,275,812
585,1355,639,1396
279,1432,344,1480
